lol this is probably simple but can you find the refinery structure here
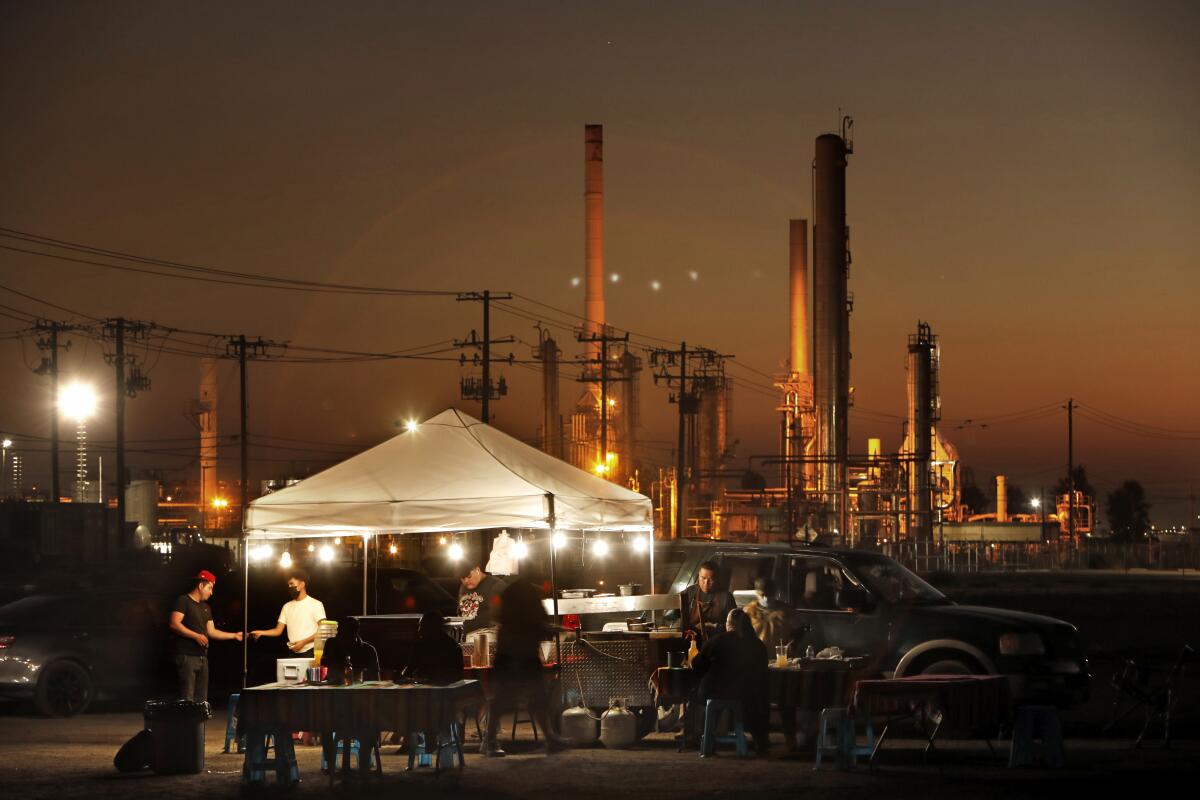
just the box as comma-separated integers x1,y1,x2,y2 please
521,120,1095,547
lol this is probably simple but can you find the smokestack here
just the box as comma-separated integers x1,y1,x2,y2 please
584,124,605,362
906,323,935,541
199,357,218,524
996,474,1008,523
789,220,809,377
813,133,850,534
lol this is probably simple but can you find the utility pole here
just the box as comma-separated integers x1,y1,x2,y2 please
34,320,75,502
649,342,728,538
576,327,631,475
456,291,514,423
102,319,152,534
225,336,281,530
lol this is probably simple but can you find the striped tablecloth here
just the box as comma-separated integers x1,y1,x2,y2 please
236,680,484,736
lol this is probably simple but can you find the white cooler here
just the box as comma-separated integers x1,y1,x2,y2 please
276,657,314,684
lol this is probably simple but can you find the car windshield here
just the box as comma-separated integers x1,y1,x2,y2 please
844,555,949,605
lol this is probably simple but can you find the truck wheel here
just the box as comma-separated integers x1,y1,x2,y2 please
35,660,94,717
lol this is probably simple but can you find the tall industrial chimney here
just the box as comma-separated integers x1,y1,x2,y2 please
906,323,936,541
789,219,809,377
584,124,606,362
996,474,1008,523
199,357,218,524
812,132,851,535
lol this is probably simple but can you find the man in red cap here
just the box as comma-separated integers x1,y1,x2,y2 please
168,570,242,702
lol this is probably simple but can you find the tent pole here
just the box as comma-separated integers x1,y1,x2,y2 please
546,494,562,721
241,534,249,689
362,534,369,616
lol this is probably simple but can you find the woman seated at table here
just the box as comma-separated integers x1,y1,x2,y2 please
405,612,464,685
319,617,380,682
692,608,770,755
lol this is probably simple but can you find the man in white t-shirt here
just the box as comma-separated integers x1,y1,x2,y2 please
251,568,327,655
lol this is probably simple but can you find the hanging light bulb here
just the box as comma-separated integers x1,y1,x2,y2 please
319,545,334,563
279,551,293,569
513,539,528,560
552,530,567,549
631,535,647,554
448,542,464,561
591,538,609,557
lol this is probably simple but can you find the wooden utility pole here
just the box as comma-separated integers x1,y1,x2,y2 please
103,319,152,533
456,291,514,423
576,327,631,474
225,335,280,529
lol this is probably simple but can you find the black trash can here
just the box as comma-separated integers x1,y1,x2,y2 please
143,700,212,774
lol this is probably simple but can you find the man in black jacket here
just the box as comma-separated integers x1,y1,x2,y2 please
678,560,736,645
457,561,507,634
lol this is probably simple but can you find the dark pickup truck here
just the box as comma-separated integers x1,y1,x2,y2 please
662,542,1089,708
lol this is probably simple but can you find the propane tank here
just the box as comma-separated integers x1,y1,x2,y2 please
560,704,598,744
599,698,637,748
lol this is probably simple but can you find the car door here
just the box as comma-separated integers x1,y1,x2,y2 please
785,555,890,662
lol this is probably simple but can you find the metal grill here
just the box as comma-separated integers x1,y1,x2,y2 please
558,638,654,707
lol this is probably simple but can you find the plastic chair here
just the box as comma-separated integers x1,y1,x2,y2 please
700,698,748,757
1009,706,1064,768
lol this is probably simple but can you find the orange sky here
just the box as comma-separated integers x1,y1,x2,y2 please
2,2,1197,524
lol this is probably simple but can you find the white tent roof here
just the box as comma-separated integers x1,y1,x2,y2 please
244,408,653,539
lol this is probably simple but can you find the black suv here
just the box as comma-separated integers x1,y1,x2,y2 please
663,542,1089,708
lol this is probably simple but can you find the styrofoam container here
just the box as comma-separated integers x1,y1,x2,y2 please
276,657,314,684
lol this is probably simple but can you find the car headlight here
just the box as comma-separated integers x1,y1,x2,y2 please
999,632,1045,656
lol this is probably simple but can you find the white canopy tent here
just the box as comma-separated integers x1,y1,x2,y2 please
238,408,655,686
244,408,654,537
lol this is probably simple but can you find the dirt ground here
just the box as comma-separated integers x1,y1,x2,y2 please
0,708,1197,800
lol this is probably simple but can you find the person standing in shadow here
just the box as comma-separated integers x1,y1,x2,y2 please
481,580,569,757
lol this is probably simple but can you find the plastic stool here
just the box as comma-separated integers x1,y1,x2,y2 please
407,722,466,777
700,698,748,757
320,732,380,776
242,730,297,787
814,707,860,770
1009,706,1064,768
223,693,240,753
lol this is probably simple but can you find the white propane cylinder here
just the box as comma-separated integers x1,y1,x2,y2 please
560,705,598,744
598,699,637,749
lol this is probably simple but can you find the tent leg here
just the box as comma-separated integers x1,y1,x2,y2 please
242,535,249,689
362,534,369,616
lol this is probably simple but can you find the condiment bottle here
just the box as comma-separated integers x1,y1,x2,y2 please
687,638,699,666
342,655,354,686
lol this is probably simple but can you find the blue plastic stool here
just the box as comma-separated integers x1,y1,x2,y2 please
223,693,244,753
1009,705,1064,768
407,722,466,777
700,698,748,757
321,731,381,785
814,707,872,770
242,729,298,787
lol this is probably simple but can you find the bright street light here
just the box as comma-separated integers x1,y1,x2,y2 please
58,383,98,421
1030,498,1041,509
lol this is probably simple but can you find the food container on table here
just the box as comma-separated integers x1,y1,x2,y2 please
277,657,314,684
313,619,338,663
618,583,643,596
306,666,328,683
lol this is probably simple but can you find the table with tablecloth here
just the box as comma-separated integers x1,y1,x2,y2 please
851,674,1011,765
236,679,483,783
650,660,858,710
